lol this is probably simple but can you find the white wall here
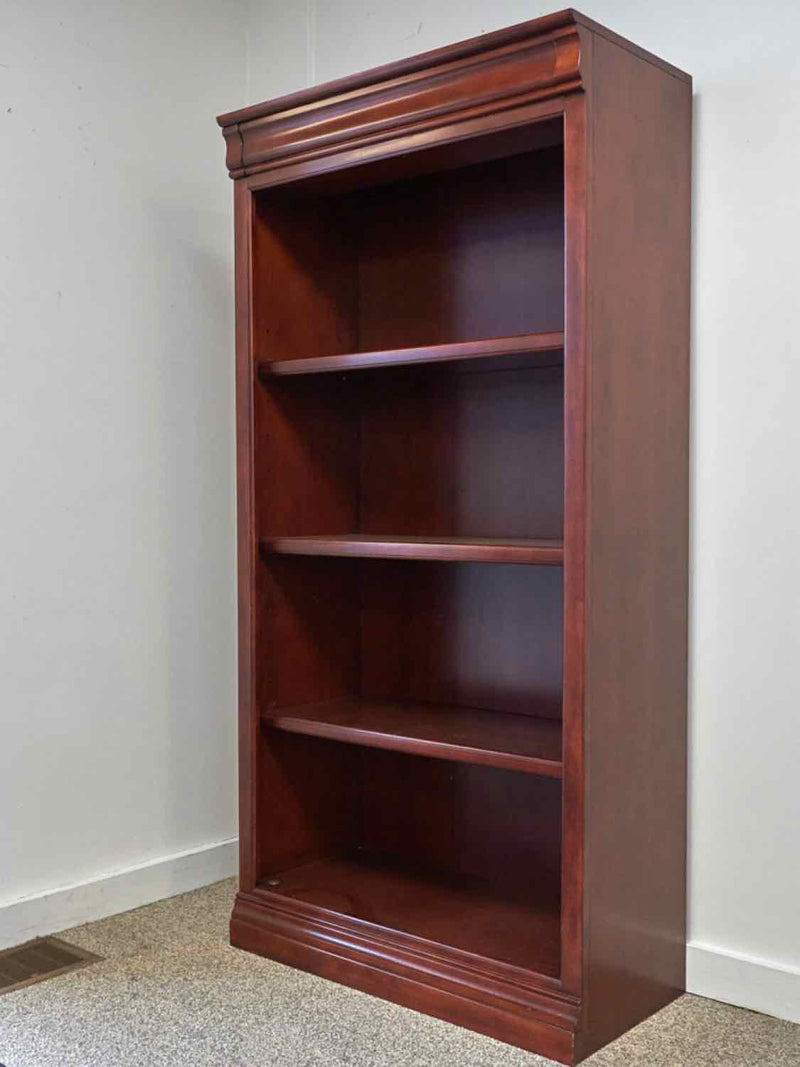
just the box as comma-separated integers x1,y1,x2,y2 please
0,0,247,941
244,0,800,1023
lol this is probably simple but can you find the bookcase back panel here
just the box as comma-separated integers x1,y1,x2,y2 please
360,560,563,719
359,748,562,890
256,556,562,721
256,364,564,542
251,144,564,360
255,733,561,975
360,364,564,539
356,146,564,350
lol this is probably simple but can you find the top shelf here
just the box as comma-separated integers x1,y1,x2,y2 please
258,331,564,378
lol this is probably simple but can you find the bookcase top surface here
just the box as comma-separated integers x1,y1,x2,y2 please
216,8,688,182
217,9,688,129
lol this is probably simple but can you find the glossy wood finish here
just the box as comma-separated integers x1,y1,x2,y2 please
220,10,690,1063
217,9,686,185
258,852,561,975
217,13,581,182
358,364,564,541
264,696,563,777
358,148,564,349
249,742,564,977
575,31,692,1061
258,331,564,377
232,178,258,891
255,557,563,722
251,145,564,359
255,365,565,542
260,535,564,565
233,896,577,1062
359,560,563,720
237,747,571,1062
559,89,588,1002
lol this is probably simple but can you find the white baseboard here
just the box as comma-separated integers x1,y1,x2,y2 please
0,838,238,950
687,941,800,1025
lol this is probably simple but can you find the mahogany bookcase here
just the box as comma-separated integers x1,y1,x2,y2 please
216,10,691,1063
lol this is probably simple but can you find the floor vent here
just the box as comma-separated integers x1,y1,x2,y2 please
0,937,102,995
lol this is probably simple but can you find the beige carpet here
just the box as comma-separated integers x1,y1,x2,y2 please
0,878,798,1066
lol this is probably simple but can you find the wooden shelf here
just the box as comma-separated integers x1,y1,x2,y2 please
263,697,563,777
260,535,564,565
258,332,564,378
258,852,561,975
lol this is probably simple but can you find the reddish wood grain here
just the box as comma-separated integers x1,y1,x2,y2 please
359,560,563,720
231,892,578,1063
259,853,561,974
559,89,588,998
221,9,690,1063
217,16,581,180
358,364,564,541
258,331,564,377
255,364,565,543
576,31,691,1060
260,535,564,565
217,10,687,184
232,179,257,892
264,696,563,776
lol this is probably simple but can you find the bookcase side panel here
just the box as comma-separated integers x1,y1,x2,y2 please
580,32,691,1060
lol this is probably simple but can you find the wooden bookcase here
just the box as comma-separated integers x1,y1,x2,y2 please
217,11,691,1063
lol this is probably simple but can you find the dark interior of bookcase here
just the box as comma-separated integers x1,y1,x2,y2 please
250,128,566,979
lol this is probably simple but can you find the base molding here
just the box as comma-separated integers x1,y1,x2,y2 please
687,941,800,1026
231,890,580,1064
0,838,238,950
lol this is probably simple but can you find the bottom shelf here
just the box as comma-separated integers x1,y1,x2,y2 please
259,852,560,977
